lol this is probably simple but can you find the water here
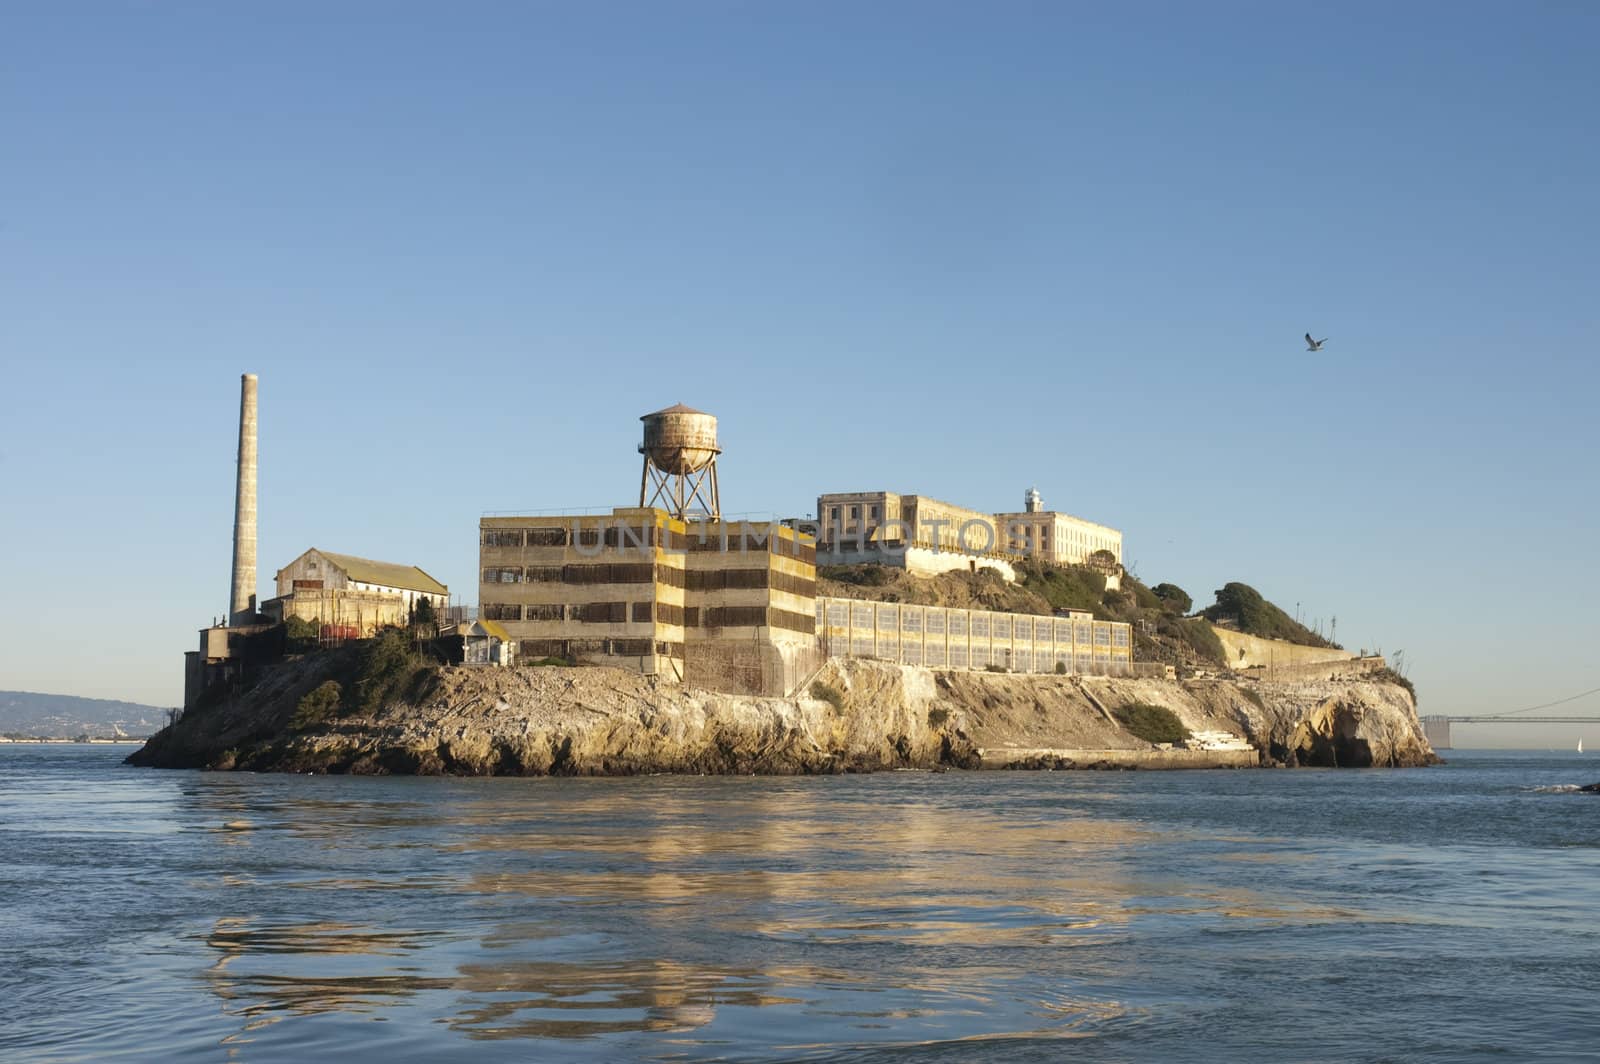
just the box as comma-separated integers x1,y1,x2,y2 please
2,747,1597,1063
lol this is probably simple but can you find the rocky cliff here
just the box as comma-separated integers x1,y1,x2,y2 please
128,654,1435,775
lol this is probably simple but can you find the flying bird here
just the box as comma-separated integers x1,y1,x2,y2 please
1304,333,1328,352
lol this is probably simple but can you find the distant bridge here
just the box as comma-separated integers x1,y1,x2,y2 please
1421,714,1600,749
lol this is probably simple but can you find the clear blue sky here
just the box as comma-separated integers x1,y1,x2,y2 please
2,2,1596,747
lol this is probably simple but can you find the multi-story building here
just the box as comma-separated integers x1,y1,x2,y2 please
995,487,1123,566
815,486,1121,574
266,548,449,634
478,507,820,695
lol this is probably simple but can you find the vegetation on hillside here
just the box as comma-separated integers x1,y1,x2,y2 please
1113,702,1190,744
1201,582,1342,649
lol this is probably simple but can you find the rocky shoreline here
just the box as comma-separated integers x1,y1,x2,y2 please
128,654,1436,775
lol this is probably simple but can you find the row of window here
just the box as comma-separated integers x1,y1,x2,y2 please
519,638,684,660
483,525,818,563
480,601,814,634
822,603,1129,647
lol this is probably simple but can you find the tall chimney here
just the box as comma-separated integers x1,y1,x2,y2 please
228,373,258,626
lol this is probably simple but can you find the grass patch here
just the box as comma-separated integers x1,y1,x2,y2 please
1114,702,1190,744
927,707,950,728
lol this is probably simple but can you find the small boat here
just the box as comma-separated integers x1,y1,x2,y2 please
1580,738,1585,754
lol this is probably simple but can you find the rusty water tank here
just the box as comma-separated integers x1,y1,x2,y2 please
639,403,720,475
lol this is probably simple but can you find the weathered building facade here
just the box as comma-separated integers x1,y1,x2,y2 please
478,508,820,695
817,487,1123,573
266,549,449,634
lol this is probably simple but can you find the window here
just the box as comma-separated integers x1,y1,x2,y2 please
870,505,880,519
482,567,523,583
849,505,859,518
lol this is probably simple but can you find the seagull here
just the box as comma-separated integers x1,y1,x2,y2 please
1305,333,1328,352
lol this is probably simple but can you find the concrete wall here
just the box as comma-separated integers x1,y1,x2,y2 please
1211,626,1354,671
266,589,415,634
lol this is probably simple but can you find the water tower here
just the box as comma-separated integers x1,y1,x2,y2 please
639,403,721,519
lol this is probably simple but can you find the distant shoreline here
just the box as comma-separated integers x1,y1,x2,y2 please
0,738,149,745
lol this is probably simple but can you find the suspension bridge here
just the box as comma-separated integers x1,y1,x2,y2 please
1421,686,1600,749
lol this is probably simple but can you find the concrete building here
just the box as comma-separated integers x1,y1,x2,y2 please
815,491,1017,578
816,487,1122,574
815,597,1139,676
995,487,1124,566
478,508,820,696
266,549,449,634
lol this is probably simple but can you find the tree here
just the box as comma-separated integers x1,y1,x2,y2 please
1151,583,1193,614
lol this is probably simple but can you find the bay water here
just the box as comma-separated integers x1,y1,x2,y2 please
2,746,1596,1062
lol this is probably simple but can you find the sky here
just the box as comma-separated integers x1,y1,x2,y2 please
2,2,1596,747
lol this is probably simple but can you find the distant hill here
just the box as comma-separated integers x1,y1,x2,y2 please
0,691,170,740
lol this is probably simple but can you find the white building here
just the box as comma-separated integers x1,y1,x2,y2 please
273,549,448,613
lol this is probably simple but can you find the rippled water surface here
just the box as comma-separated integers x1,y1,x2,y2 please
3,747,1598,1062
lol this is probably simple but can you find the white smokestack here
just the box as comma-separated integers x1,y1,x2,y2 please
228,373,258,626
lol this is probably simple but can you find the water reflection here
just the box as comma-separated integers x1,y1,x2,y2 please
177,774,1402,1057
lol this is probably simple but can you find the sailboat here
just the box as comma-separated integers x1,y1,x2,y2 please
1580,738,1585,754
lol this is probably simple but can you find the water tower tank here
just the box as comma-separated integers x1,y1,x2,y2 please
638,403,722,519
640,403,720,474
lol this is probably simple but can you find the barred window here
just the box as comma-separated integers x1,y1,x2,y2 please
482,567,523,584
526,527,567,546
481,529,523,547
655,564,687,588
520,639,566,659
608,638,652,656
524,604,565,622
526,566,564,582
705,605,768,628
577,601,627,623
482,603,521,621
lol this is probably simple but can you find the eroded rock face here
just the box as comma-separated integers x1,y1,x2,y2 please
128,656,1435,775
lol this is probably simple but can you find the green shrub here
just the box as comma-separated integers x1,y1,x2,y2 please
984,663,1009,673
1153,614,1227,666
1202,583,1340,649
285,616,322,653
1370,666,1417,702
1114,702,1189,744
526,656,574,667
1151,583,1193,614
818,564,896,587
1054,660,1068,674
927,707,950,727
291,681,343,731
1016,560,1107,616
811,681,845,710
353,630,431,715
